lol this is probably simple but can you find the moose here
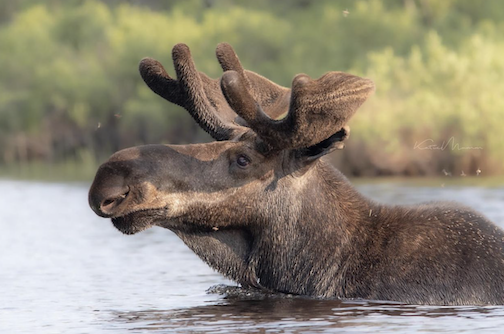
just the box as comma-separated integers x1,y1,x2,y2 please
89,43,504,305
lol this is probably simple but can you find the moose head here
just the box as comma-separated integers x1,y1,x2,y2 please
89,43,504,305
88,43,374,290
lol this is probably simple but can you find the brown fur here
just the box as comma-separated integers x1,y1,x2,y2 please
89,43,504,305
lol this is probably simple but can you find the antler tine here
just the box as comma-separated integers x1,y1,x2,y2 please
216,43,248,82
221,70,375,150
216,43,290,121
221,71,260,124
139,44,241,141
221,71,292,149
139,57,184,106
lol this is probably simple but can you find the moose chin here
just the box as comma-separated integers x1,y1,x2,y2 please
88,43,504,306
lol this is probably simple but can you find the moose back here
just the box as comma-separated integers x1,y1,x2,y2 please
88,43,504,305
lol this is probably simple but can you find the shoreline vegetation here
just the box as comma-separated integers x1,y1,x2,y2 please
0,159,98,182
2,170,504,188
1,0,503,179
2,159,504,187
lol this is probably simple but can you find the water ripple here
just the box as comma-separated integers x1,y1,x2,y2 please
1,180,504,333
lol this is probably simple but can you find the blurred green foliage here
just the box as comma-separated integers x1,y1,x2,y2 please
0,0,503,178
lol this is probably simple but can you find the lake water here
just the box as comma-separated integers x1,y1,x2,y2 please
1,179,504,333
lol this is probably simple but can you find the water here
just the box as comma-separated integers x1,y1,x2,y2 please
1,179,504,333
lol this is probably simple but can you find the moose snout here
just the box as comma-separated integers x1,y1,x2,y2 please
89,169,130,218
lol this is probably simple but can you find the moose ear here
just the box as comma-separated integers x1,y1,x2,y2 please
295,126,350,162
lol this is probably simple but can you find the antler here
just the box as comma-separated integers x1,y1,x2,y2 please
220,67,375,150
139,44,242,141
216,43,291,121
139,43,375,152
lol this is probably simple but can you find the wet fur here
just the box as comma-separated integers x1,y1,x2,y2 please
167,159,504,305
89,43,504,306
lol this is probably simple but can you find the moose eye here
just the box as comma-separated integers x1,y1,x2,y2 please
236,154,251,168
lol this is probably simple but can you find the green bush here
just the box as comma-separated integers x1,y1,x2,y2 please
0,0,503,178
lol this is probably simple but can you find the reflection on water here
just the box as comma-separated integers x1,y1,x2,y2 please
111,296,504,333
1,179,504,333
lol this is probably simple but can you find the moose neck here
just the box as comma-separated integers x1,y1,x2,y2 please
250,158,378,297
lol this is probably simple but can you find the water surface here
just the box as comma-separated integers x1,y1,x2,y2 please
1,179,504,333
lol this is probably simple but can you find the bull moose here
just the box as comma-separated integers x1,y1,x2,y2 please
89,43,504,305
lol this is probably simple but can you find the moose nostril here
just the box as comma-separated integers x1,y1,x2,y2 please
102,198,115,207
100,190,129,215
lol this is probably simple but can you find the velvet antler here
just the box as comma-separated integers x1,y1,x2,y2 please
220,69,375,150
139,43,293,141
216,43,291,120
140,43,374,152
139,44,242,141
